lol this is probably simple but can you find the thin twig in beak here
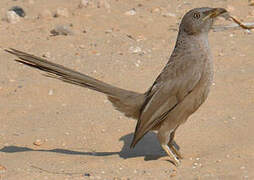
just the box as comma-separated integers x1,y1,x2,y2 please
202,14,212,21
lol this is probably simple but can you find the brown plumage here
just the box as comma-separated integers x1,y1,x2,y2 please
5,7,227,166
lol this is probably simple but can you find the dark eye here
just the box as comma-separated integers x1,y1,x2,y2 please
193,12,200,19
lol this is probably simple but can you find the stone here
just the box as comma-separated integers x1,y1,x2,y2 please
6,11,20,23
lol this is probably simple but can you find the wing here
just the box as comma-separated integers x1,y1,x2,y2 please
130,59,203,147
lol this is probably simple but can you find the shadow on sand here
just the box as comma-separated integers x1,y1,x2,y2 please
0,132,167,161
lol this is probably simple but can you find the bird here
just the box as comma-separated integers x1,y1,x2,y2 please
5,7,227,166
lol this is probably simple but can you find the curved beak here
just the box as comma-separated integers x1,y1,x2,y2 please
203,8,227,21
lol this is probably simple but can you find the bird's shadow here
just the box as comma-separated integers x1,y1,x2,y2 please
0,132,167,161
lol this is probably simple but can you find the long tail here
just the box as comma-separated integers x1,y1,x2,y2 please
5,48,145,119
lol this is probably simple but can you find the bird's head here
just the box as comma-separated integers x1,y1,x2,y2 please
180,7,227,35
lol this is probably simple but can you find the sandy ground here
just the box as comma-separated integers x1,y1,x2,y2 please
0,0,254,179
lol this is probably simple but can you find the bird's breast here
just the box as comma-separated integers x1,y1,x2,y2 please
185,55,214,116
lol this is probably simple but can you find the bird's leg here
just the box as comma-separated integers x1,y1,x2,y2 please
158,130,180,166
168,130,183,159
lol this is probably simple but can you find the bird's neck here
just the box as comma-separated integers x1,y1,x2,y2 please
174,31,210,54
170,30,212,63
175,30,210,50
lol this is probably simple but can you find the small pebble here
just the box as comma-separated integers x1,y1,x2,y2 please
6,11,20,23
135,60,141,67
218,52,224,56
48,89,54,95
129,46,142,53
125,9,136,16
226,5,235,12
84,173,91,177
0,165,6,171
42,52,51,58
240,166,246,170
105,29,113,33
193,162,198,166
136,35,146,41
54,7,69,18
50,25,73,36
33,139,44,146
100,0,111,10
79,45,85,49
9,6,26,17
151,7,161,13
170,170,177,177
162,12,176,17
79,0,90,8
215,159,222,163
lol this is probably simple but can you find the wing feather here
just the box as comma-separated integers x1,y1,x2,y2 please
130,59,203,147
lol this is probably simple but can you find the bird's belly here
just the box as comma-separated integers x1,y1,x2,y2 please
154,82,211,131
186,81,211,115
176,65,213,124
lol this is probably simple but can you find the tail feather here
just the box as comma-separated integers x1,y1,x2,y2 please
5,48,145,119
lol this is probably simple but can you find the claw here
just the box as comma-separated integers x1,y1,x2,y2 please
161,144,181,166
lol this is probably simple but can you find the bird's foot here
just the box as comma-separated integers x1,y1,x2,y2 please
161,144,181,166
